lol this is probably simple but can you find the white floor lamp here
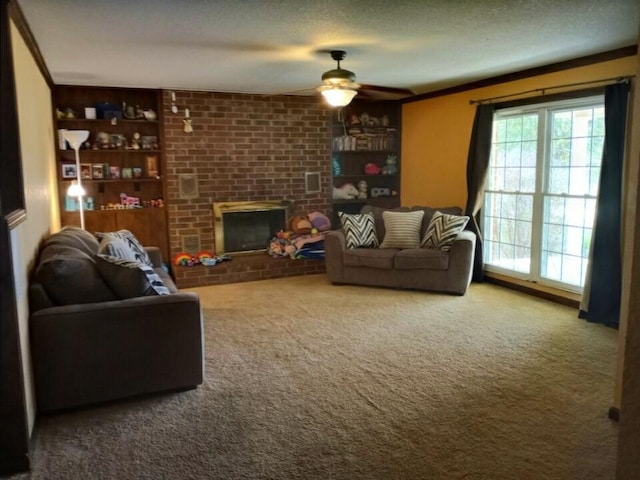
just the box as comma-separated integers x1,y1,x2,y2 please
62,130,90,229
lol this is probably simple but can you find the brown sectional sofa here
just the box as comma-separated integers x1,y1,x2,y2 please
325,205,476,295
29,226,204,412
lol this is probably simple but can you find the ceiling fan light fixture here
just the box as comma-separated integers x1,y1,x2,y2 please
320,86,358,107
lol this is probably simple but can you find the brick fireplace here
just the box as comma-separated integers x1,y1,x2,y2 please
162,91,332,288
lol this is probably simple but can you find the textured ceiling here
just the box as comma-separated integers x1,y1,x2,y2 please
16,0,640,96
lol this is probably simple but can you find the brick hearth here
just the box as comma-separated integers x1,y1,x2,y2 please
162,91,332,288
174,254,326,289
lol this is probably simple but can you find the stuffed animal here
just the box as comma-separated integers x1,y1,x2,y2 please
357,180,367,199
381,154,398,175
364,163,381,175
307,211,331,232
333,183,359,199
288,216,312,235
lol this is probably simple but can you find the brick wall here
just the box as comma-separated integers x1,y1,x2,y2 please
162,91,333,287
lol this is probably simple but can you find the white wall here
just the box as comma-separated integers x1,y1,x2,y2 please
10,18,59,432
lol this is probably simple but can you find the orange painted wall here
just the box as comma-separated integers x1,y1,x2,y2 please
401,55,638,208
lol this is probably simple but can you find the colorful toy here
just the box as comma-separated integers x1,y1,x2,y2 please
364,163,381,175
173,252,197,266
307,211,331,231
381,154,398,175
288,216,312,235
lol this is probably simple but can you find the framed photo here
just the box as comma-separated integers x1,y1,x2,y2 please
141,135,158,150
92,163,104,179
133,167,143,179
122,167,133,179
62,163,77,179
145,155,158,178
80,163,92,180
109,165,121,179
109,134,126,149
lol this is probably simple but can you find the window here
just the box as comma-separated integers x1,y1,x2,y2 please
483,96,604,292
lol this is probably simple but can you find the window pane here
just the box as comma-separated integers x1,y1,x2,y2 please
506,117,523,142
550,139,571,167
549,167,569,194
522,115,538,141
552,111,572,138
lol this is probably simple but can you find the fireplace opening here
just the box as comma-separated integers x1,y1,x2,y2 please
213,200,293,254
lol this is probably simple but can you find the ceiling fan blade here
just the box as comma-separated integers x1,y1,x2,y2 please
359,84,415,100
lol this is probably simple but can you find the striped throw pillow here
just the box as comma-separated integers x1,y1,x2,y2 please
379,210,424,249
338,212,379,249
421,211,469,252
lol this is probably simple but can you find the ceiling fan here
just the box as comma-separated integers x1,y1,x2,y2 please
317,50,415,107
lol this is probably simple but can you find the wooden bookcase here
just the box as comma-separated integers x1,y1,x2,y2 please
53,85,169,259
331,99,401,226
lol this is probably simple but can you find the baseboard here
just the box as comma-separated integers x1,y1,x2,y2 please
484,274,580,308
608,406,620,421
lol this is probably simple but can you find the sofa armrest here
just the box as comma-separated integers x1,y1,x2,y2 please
145,246,164,268
324,229,346,283
446,230,476,294
30,292,203,412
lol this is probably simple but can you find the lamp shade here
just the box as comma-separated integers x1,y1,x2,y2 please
67,180,85,197
62,130,90,150
320,87,358,107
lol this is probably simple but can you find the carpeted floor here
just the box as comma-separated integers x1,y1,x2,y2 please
10,274,619,479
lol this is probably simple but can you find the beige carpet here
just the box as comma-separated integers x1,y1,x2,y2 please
13,275,618,479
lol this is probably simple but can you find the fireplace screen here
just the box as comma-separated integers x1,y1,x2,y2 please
213,201,292,254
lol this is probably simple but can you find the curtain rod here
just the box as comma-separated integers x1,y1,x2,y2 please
469,75,634,105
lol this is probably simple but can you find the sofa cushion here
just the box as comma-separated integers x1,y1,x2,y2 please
95,254,170,298
34,247,117,305
43,226,99,256
422,211,470,252
344,248,398,269
361,205,410,244
97,236,138,261
95,230,152,266
394,248,449,270
338,212,379,249
411,206,463,238
379,210,424,249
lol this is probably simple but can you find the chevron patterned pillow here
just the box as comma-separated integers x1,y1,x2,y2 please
338,212,379,249
379,210,424,249
421,211,469,252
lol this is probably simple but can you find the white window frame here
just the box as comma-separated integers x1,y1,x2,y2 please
483,95,604,294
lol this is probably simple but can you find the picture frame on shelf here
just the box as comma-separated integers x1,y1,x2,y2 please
109,165,121,179
92,163,105,179
145,155,158,178
110,134,126,150
80,163,92,180
141,135,158,150
62,163,77,179
122,167,133,179
133,167,143,179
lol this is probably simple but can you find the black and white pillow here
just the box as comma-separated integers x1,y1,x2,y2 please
95,254,170,298
421,211,470,252
95,230,152,266
338,212,379,249
97,236,138,261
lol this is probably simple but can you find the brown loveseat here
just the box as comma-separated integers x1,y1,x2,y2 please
29,226,204,412
325,205,476,295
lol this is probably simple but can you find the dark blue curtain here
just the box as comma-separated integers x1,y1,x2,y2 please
464,104,495,282
579,82,630,328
